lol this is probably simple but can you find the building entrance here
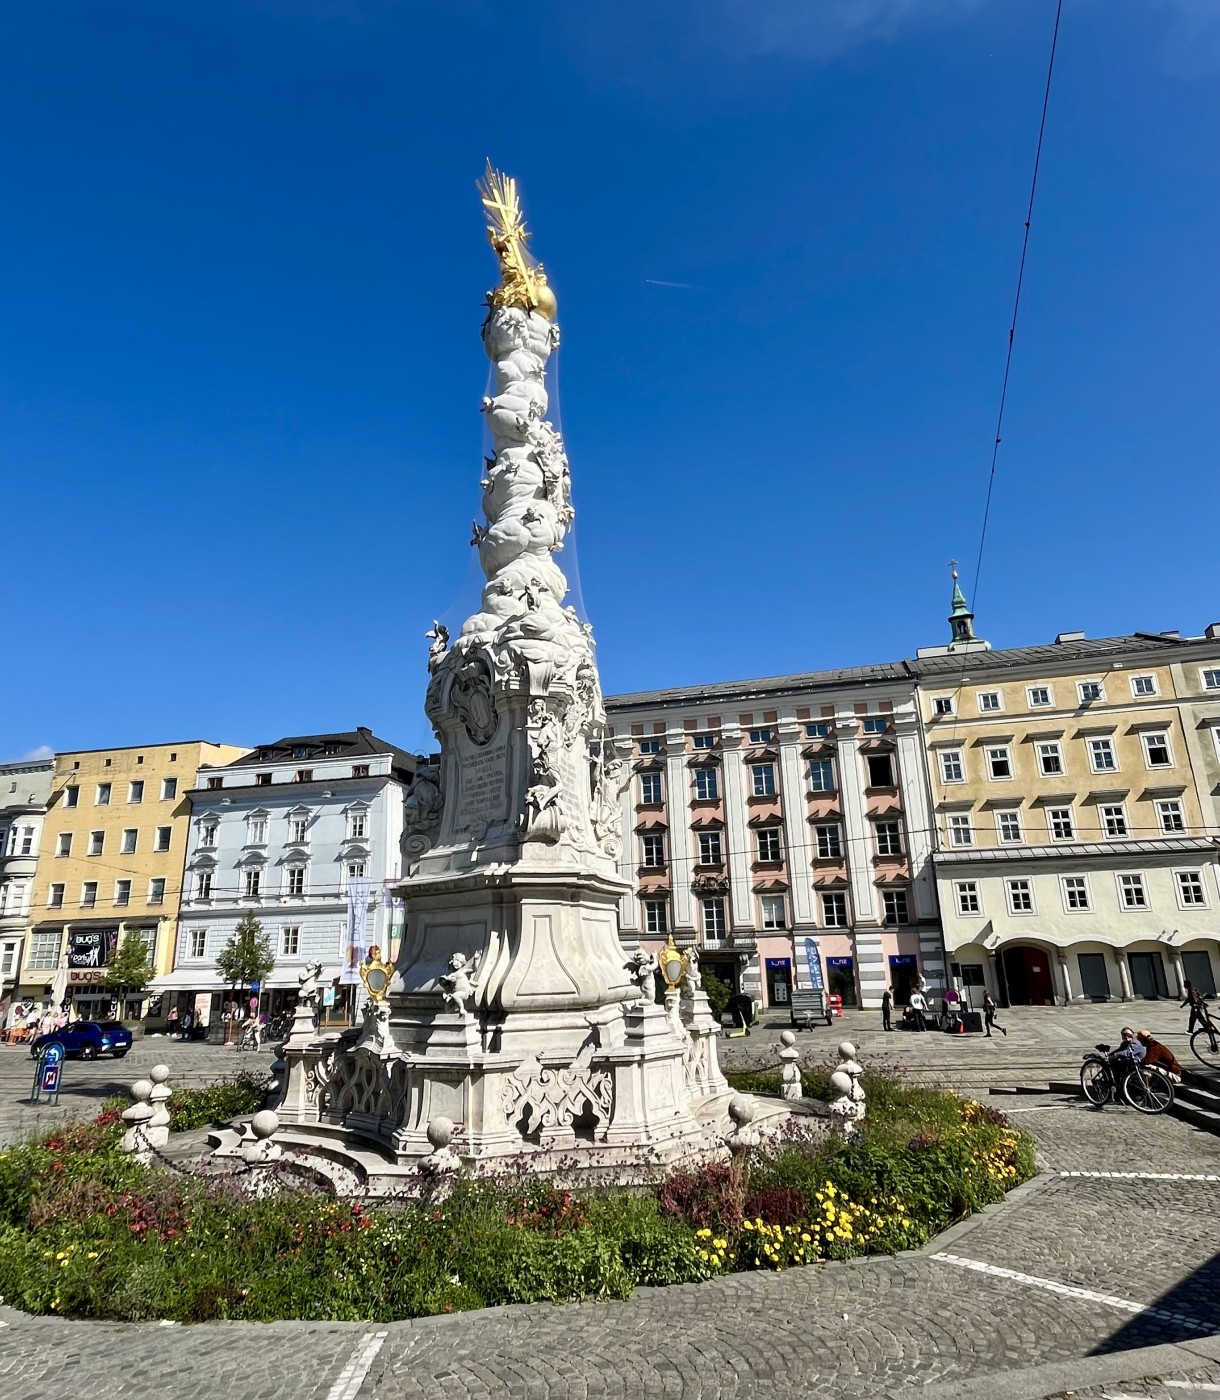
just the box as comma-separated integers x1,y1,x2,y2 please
1001,945,1055,1006
1128,951,1169,1000
888,954,918,1005
765,958,791,1007
1182,950,1217,998
1077,952,1111,1001
826,957,857,1007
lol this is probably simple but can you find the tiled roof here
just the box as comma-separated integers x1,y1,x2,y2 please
932,835,1218,864
607,661,913,709
914,634,1189,676
224,728,417,771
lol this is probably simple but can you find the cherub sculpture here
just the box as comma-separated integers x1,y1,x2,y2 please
297,959,325,1014
438,951,482,1018
625,948,656,997
426,621,450,674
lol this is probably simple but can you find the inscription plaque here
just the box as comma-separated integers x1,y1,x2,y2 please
455,737,509,829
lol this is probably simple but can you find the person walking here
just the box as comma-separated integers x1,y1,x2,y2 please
983,990,1007,1038
881,987,893,1032
1181,980,1208,1034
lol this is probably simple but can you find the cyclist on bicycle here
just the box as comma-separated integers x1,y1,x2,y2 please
1108,1026,1145,1096
1182,980,1208,1034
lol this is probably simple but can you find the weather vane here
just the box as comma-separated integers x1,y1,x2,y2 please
477,160,556,320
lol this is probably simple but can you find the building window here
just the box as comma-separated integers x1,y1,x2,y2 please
1200,668,1220,691
702,897,726,939
1088,738,1117,773
693,733,716,750
292,746,308,760
693,769,719,802
352,764,371,778
149,878,165,905
760,893,786,929
882,890,909,926
1157,800,1185,833
750,763,776,797
862,718,888,735
88,830,105,856
1142,732,1172,768
1037,742,1064,776
96,783,111,806
636,772,661,805
821,892,848,927
641,833,666,867
939,750,964,784
348,812,367,840
81,881,97,908
815,824,842,859
1176,871,1207,908
293,769,313,783
748,728,773,745
127,780,144,804
287,867,305,896
805,722,830,739
932,696,954,717
1062,876,1090,910
244,869,262,899
639,739,662,755
19,827,33,856
196,870,213,900
48,883,65,909
114,880,131,907
757,828,782,863
289,816,309,843
1131,675,1157,697
1048,807,1075,841
977,691,1001,712
986,746,1012,780
642,898,668,934
1006,879,1034,914
64,785,80,808
255,773,272,786
206,776,223,790
1100,804,1128,838
1027,686,1052,708
1078,681,1103,704
201,820,218,848
161,778,178,800
154,826,172,853
189,928,208,959
866,754,894,787
281,926,301,956
955,880,981,914
121,828,138,855
28,930,63,971
347,861,365,882
874,821,902,856
56,832,72,857
808,759,835,792
996,810,1023,843
1118,874,1147,909
948,814,973,847
697,831,723,865
247,816,268,845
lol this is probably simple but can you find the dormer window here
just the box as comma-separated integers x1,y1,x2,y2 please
324,742,343,756
292,746,308,760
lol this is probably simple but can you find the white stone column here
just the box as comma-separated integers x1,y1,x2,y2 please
1057,954,1074,1004
720,733,753,928
665,730,694,931
1168,949,1186,999
1115,950,1133,1002
777,721,814,926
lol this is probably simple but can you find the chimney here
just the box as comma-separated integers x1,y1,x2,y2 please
1205,623,1220,641
1054,631,1086,644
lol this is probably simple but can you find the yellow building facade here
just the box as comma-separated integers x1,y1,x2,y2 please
20,740,247,1017
919,628,1220,1006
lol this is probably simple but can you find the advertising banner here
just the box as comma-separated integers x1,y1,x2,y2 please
341,878,370,985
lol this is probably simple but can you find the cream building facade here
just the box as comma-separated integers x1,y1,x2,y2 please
0,757,55,1000
20,740,248,1016
606,667,944,1012
920,627,1220,1006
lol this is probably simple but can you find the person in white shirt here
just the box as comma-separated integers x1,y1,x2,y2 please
908,987,929,1032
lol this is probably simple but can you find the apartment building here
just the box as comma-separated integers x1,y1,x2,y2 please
20,741,248,1016
0,757,55,998
606,669,944,1012
164,729,416,1029
921,626,1220,1006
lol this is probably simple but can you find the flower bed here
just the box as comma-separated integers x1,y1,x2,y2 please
0,1074,1033,1323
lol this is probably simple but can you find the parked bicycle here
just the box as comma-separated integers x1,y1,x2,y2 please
1080,1043,1175,1114
1186,995,1220,1071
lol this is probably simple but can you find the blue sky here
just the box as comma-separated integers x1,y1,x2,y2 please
3,0,1218,760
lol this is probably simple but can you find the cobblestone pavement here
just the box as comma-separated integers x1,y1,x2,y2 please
0,1024,1215,1399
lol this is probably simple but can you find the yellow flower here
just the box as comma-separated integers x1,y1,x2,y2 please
742,1220,754,1231
713,1238,727,1250
87,1252,98,1260
696,1227,712,1238
800,1233,811,1243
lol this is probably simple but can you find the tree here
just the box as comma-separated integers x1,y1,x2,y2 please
701,969,732,1020
101,925,154,1021
216,912,276,998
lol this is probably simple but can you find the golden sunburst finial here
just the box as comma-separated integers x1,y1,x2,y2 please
477,160,556,320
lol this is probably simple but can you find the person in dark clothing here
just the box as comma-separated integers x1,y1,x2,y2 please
881,988,893,1032
1181,980,1208,1034
982,990,1007,1038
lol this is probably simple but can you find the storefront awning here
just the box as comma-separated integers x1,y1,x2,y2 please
148,970,228,991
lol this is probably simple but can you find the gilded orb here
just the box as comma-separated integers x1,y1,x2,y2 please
531,280,558,321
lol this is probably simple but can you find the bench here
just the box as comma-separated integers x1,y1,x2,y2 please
790,989,833,1030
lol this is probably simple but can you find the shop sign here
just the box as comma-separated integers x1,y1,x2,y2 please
68,969,105,985
68,928,118,969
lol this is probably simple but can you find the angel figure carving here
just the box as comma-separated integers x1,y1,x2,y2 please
426,621,450,674
438,951,482,1018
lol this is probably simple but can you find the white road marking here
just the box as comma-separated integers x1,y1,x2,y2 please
1058,1171,1220,1181
931,1253,1212,1332
325,1331,388,1400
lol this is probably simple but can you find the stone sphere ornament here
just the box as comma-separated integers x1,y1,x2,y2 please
251,1110,281,1140
426,1115,455,1151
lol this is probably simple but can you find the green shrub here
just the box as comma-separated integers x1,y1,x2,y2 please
168,1074,268,1131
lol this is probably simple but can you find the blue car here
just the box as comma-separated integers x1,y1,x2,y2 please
30,1020,133,1061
